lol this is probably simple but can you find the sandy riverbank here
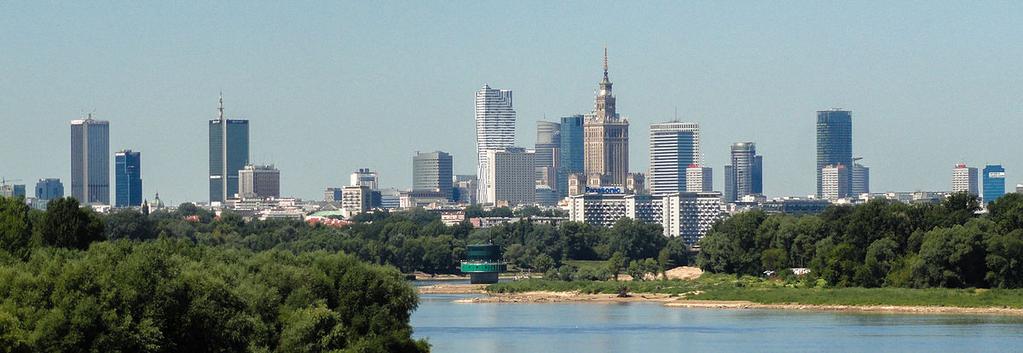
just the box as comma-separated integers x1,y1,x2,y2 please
420,283,1023,315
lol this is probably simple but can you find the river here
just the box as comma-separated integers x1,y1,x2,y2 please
412,293,1023,353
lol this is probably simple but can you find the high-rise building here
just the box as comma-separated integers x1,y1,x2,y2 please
686,165,713,192
324,187,343,202
239,164,280,199
584,49,630,186
535,121,561,189
724,142,762,202
982,164,1005,203
413,151,453,200
558,115,585,197
35,178,64,200
453,175,478,204
349,168,379,190
0,184,26,198
817,109,853,198
625,172,646,195
484,147,535,206
952,163,979,196
648,122,699,196
821,164,850,201
1017,184,1023,194
475,85,516,205
114,150,142,207
209,93,250,203
852,159,870,196
661,192,724,246
71,114,110,205
341,185,371,217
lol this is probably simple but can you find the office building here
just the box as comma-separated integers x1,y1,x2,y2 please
821,164,850,201
817,109,853,198
566,193,661,228
341,185,370,217
114,150,142,207
625,172,645,195
648,122,699,196
412,151,453,200
239,164,280,199
324,187,342,202
852,159,870,196
209,93,250,203
535,185,558,206
484,147,535,206
349,168,379,190
686,165,713,192
535,121,561,189
661,192,724,246
453,175,478,204
1,184,26,198
724,142,762,202
1017,184,1023,194
584,49,630,186
558,115,585,197
35,178,64,200
952,163,979,196
71,114,110,204
982,164,1005,203
475,85,516,205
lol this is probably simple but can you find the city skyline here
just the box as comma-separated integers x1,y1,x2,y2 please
3,2,1023,203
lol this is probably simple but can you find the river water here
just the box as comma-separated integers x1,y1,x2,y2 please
412,293,1023,353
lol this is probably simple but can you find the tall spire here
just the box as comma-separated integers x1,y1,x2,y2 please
217,92,224,121
602,46,609,80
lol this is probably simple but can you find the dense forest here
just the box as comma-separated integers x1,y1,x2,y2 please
697,192,1023,288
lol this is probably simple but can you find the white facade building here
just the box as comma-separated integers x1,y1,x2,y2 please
952,163,979,196
648,122,700,196
566,193,660,228
821,164,850,201
341,185,370,218
475,85,516,204
685,165,713,192
661,192,724,246
485,148,535,206
349,168,379,190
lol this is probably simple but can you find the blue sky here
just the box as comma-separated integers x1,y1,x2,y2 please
2,1,1022,203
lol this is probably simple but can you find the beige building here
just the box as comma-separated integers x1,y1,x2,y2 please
238,164,280,199
485,147,535,206
583,48,629,186
341,185,370,218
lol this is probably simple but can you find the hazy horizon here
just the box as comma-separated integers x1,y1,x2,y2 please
2,2,1021,204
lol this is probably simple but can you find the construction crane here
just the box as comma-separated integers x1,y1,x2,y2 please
1,177,23,186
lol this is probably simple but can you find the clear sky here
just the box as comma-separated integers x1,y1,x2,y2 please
2,1,1021,204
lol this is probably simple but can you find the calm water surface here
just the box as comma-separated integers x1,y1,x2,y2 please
412,293,1023,353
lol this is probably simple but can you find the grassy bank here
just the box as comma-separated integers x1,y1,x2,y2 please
486,275,1023,308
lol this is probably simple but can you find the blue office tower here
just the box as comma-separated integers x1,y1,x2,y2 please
115,150,142,207
209,94,250,203
35,178,64,200
983,164,1005,204
816,109,853,198
558,115,585,197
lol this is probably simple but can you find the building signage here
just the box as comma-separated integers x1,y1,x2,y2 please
586,186,623,194
989,172,1006,178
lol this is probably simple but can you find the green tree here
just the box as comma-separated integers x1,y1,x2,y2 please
760,248,788,273
607,252,626,281
104,209,154,240
39,198,104,249
0,197,32,258
984,229,1023,288
914,221,989,288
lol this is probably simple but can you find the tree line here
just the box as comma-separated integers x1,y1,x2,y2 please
697,192,1023,288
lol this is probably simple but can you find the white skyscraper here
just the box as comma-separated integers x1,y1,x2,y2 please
475,85,516,204
349,168,379,190
648,122,700,196
685,165,713,192
821,164,850,201
485,148,535,206
952,163,979,196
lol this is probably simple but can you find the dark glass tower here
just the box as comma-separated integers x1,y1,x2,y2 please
115,150,142,207
412,151,454,200
209,94,250,203
557,115,585,197
816,110,853,198
983,164,1006,204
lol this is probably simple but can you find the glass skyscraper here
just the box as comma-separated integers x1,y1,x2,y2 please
71,114,110,205
816,109,853,198
209,94,250,203
558,115,585,197
413,151,454,200
983,164,1006,204
35,178,64,200
648,122,699,196
475,85,516,204
725,142,762,202
115,150,142,207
